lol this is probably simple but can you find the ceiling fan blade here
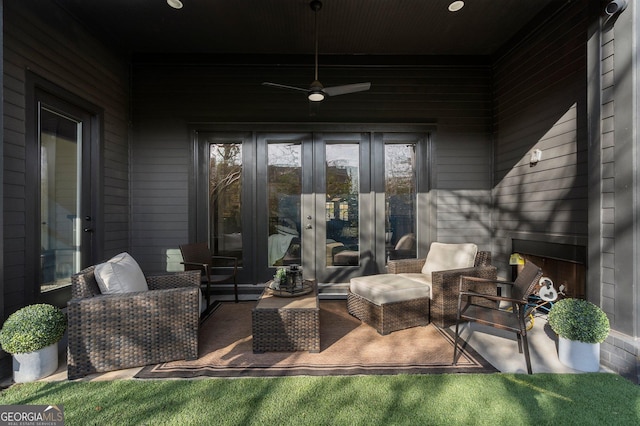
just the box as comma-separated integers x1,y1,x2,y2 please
262,82,309,93
323,82,371,97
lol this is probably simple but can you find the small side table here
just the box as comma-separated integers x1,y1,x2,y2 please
252,279,319,353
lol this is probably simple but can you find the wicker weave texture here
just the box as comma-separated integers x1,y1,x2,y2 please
387,251,497,328
347,290,430,335
431,265,497,328
252,288,320,353
67,266,201,380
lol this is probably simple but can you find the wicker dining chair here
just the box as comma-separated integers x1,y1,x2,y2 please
453,260,543,374
179,242,239,305
67,266,201,380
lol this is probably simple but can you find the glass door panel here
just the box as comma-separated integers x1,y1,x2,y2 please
267,141,303,267
209,143,243,264
39,107,82,292
385,142,417,261
325,143,360,267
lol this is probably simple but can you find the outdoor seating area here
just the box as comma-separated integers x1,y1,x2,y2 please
57,244,580,382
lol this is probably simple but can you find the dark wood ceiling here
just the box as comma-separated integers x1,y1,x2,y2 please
53,0,561,57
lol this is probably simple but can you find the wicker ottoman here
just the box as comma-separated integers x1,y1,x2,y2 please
348,274,430,335
252,282,320,353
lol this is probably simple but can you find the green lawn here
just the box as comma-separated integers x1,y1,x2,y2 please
1,373,638,425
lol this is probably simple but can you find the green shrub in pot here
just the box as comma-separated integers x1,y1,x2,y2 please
548,298,610,344
0,304,67,354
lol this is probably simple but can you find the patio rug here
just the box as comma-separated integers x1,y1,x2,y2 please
135,300,497,378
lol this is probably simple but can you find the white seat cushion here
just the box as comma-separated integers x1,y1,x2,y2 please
396,273,433,299
350,274,430,305
95,252,149,294
422,242,478,276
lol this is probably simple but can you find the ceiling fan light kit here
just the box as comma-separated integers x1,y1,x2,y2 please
167,0,184,9
262,0,371,102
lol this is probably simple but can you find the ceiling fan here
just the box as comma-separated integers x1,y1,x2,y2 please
262,0,371,102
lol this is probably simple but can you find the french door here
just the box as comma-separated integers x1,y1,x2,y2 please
199,129,428,285
257,132,373,283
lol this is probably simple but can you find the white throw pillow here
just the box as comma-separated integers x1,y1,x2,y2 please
94,252,149,294
422,242,478,276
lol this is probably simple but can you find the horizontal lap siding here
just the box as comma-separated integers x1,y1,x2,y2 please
3,2,129,313
132,61,494,273
492,2,588,277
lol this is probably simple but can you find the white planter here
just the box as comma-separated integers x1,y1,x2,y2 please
12,343,59,383
557,336,600,372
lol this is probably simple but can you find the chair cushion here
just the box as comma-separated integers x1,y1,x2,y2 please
422,242,478,276
95,252,149,294
396,273,433,299
350,274,430,305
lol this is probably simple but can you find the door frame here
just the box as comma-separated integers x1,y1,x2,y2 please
25,72,103,307
192,123,435,285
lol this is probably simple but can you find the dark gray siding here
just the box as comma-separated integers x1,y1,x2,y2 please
131,60,494,274
2,1,130,314
492,2,589,278
594,1,640,382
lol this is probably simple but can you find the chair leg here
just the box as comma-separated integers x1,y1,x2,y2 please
234,277,238,303
453,319,461,365
516,333,523,353
521,333,532,374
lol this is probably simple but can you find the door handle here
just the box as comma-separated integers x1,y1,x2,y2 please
83,228,94,233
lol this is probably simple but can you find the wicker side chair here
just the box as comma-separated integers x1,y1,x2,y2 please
388,251,498,328
67,266,201,380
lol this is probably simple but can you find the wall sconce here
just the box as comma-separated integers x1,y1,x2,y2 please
530,149,542,166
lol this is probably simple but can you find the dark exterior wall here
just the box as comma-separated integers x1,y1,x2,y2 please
592,2,640,382
131,60,494,274
492,1,589,279
2,1,130,314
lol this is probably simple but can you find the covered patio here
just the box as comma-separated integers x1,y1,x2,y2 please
1,0,639,385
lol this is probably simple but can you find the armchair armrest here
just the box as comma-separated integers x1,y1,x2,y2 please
388,258,425,274
147,270,201,290
459,289,527,306
210,256,238,275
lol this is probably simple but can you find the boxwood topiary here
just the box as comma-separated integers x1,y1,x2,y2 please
0,304,67,354
548,298,610,344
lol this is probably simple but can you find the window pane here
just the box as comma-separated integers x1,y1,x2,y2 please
40,108,82,292
385,143,417,261
267,142,302,267
210,143,243,264
326,143,359,266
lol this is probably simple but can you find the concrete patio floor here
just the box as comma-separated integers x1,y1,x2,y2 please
2,297,610,386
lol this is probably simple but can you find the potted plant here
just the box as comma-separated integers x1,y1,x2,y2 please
548,298,610,372
0,303,66,382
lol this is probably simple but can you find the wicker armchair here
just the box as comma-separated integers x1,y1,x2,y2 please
67,266,201,380
388,251,497,327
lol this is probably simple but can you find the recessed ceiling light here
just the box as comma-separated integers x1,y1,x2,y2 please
448,1,464,12
167,0,183,9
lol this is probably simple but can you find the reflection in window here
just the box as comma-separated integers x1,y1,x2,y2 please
209,143,243,264
326,143,359,266
40,108,82,292
385,143,417,261
267,142,302,267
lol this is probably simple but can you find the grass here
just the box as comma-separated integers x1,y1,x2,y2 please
0,373,638,425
